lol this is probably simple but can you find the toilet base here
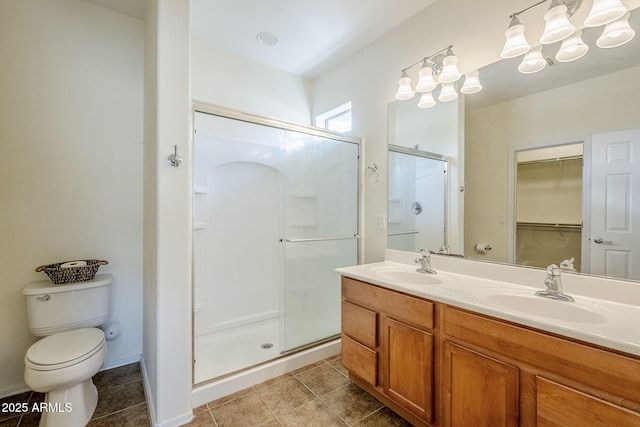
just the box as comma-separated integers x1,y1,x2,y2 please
38,378,98,427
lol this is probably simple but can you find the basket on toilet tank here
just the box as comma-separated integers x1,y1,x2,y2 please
35,259,108,284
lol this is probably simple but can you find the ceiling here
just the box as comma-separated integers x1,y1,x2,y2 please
88,0,639,104
190,0,436,78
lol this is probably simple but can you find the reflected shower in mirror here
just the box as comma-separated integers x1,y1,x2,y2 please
388,145,448,253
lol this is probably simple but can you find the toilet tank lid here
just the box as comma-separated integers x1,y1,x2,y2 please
23,274,113,295
25,328,105,366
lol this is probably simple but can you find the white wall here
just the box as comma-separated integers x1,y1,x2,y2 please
191,38,312,125
0,0,143,397
142,1,193,426
465,65,640,263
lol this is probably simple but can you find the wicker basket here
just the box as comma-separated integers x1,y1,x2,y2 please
35,260,109,284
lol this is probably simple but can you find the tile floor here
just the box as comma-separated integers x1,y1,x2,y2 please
1,355,412,427
187,355,413,427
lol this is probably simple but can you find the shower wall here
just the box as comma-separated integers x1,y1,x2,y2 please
193,110,359,383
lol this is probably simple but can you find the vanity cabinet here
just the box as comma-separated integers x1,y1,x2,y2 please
341,275,640,427
341,277,435,426
443,306,640,427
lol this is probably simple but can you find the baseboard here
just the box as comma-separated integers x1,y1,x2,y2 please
140,357,194,427
0,384,31,400
100,354,141,371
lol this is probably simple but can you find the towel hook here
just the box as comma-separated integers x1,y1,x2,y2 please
167,145,182,167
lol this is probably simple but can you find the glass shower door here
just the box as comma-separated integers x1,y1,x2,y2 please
281,134,359,352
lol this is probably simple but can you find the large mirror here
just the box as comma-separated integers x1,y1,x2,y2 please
388,10,640,281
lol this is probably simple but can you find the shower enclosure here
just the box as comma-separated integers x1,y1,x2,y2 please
388,145,447,253
192,106,360,384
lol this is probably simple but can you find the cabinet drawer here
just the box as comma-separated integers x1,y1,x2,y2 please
342,300,377,348
342,334,377,386
537,377,640,426
342,277,434,330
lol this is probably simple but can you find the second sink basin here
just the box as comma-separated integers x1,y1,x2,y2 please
473,288,608,324
371,267,445,285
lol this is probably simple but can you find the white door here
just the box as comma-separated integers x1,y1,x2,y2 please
589,129,640,280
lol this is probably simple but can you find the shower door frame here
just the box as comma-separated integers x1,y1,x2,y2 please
191,101,363,386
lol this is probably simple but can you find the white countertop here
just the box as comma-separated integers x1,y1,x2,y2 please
336,251,640,357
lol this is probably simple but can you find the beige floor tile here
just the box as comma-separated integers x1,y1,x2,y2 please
91,380,146,420
279,399,347,426
354,406,413,427
210,390,275,427
295,364,350,396
183,410,217,427
328,357,349,377
322,383,384,425
87,403,149,427
93,363,142,391
207,387,253,408
256,377,315,416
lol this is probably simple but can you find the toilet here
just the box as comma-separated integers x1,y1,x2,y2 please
23,274,113,427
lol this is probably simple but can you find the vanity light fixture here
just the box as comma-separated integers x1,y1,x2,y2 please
540,0,576,44
501,0,635,73
394,45,480,108
518,46,548,73
394,70,415,100
596,12,636,48
460,70,483,94
556,30,589,61
584,0,628,27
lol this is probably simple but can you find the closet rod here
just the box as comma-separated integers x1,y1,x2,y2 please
517,222,582,229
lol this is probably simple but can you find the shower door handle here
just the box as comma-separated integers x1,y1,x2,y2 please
282,235,360,243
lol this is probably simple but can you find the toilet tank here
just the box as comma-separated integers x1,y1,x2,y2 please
23,274,113,336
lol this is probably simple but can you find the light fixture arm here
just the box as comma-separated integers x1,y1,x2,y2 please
510,0,547,19
509,0,582,20
400,44,454,73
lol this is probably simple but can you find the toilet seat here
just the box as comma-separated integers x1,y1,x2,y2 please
25,328,105,371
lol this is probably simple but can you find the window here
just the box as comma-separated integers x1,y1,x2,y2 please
315,102,352,133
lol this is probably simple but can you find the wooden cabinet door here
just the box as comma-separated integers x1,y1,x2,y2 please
444,342,519,427
382,316,434,423
537,377,640,427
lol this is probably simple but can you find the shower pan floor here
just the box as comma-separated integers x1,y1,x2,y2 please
194,317,281,383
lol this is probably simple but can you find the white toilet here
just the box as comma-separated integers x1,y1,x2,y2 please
23,274,113,427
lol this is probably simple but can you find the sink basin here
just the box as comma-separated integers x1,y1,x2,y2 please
371,267,443,285
474,288,608,324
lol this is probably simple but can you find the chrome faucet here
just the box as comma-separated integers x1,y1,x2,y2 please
415,249,436,274
535,264,574,302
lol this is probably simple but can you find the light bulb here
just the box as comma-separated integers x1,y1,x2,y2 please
438,83,458,102
518,46,547,74
501,16,531,58
597,12,636,48
555,30,589,62
584,0,628,27
394,71,414,100
540,0,576,44
438,51,461,83
460,70,483,94
418,91,436,108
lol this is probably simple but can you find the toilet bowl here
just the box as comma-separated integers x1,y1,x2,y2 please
23,274,113,427
24,328,107,427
